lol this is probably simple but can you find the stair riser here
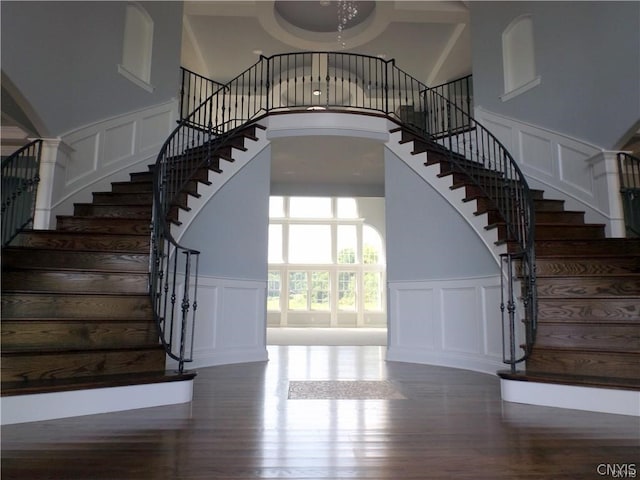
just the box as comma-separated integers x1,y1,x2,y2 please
12,232,149,252
3,271,149,294
1,321,158,351
56,217,151,235
92,193,152,205
536,277,640,297
1,348,166,382
535,324,640,352
534,257,640,275
111,182,153,193
2,294,153,320
534,211,585,225
537,299,640,322
1,249,148,272
535,239,640,255
526,350,639,379
129,172,154,183
497,224,605,241
533,199,566,212
74,204,152,218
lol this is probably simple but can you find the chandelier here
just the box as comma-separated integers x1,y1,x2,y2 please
337,0,358,48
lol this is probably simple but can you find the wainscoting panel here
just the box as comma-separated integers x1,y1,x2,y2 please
47,100,178,222
387,275,505,374
175,276,268,369
474,107,625,233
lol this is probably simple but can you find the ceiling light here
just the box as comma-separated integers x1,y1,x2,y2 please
312,89,322,96
337,0,358,48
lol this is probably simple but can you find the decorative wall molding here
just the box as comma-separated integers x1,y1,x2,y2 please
474,107,626,236
38,100,178,226
387,275,505,375
166,276,268,370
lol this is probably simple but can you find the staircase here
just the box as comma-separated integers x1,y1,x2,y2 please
0,125,264,397
394,126,640,391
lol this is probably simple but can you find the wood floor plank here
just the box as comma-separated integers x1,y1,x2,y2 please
1,346,638,479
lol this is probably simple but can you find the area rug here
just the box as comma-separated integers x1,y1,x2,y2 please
288,380,406,400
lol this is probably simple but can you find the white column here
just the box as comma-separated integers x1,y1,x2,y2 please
32,138,67,230
589,151,626,237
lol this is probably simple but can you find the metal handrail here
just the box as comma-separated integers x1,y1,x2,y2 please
179,67,227,122
1,139,43,247
156,52,536,371
617,152,640,237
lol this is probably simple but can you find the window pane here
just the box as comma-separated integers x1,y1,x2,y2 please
337,198,358,218
268,224,283,263
269,196,285,218
267,271,281,310
364,272,382,311
288,272,308,310
337,225,357,264
363,225,383,264
338,271,356,311
289,225,331,263
310,271,330,311
289,197,332,218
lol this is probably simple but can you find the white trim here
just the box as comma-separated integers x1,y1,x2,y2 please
501,379,640,417
0,379,194,425
117,64,155,93
500,75,541,102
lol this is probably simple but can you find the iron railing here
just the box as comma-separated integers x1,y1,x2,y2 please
1,139,42,246
618,152,640,237
180,67,227,122
158,52,535,370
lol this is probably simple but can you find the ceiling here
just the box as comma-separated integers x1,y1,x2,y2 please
181,1,472,194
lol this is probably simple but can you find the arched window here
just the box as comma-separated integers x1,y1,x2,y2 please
501,15,541,101
118,2,154,92
267,196,386,328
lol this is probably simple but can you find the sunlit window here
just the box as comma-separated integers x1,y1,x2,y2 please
289,197,332,218
267,196,386,326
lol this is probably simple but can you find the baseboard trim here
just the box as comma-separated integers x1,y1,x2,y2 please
1,378,194,425
500,378,640,416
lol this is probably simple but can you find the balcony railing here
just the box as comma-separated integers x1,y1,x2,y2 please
159,52,535,371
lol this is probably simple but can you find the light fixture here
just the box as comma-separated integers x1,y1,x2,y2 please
337,0,358,48
312,89,322,96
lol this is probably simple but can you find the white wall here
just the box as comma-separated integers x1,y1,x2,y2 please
470,1,640,149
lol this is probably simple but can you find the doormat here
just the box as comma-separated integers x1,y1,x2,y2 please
288,380,406,400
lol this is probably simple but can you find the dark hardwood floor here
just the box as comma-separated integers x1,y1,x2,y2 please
2,346,638,479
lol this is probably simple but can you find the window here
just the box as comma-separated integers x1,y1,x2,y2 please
501,15,541,101
118,2,154,92
268,196,385,327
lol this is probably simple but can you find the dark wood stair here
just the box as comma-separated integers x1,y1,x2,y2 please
1,124,265,398
393,126,640,391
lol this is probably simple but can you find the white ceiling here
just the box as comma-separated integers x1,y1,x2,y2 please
181,1,472,193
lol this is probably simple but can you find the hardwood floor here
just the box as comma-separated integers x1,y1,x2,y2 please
2,346,638,479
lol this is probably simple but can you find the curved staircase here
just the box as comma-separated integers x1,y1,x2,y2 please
391,125,640,391
1,125,264,399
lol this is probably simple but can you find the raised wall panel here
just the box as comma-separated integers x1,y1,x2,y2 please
520,130,553,176
483,284,504,357
103,121,135,166
558,143,595,196
66,133,99,184
393,287,435,349
441,287,480,353
140,110,173,151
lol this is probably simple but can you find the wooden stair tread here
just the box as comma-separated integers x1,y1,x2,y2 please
1,370,196,397
497,370,640,391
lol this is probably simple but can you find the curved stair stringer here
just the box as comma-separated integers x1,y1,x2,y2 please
169,126,270,244
386,129,508,266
